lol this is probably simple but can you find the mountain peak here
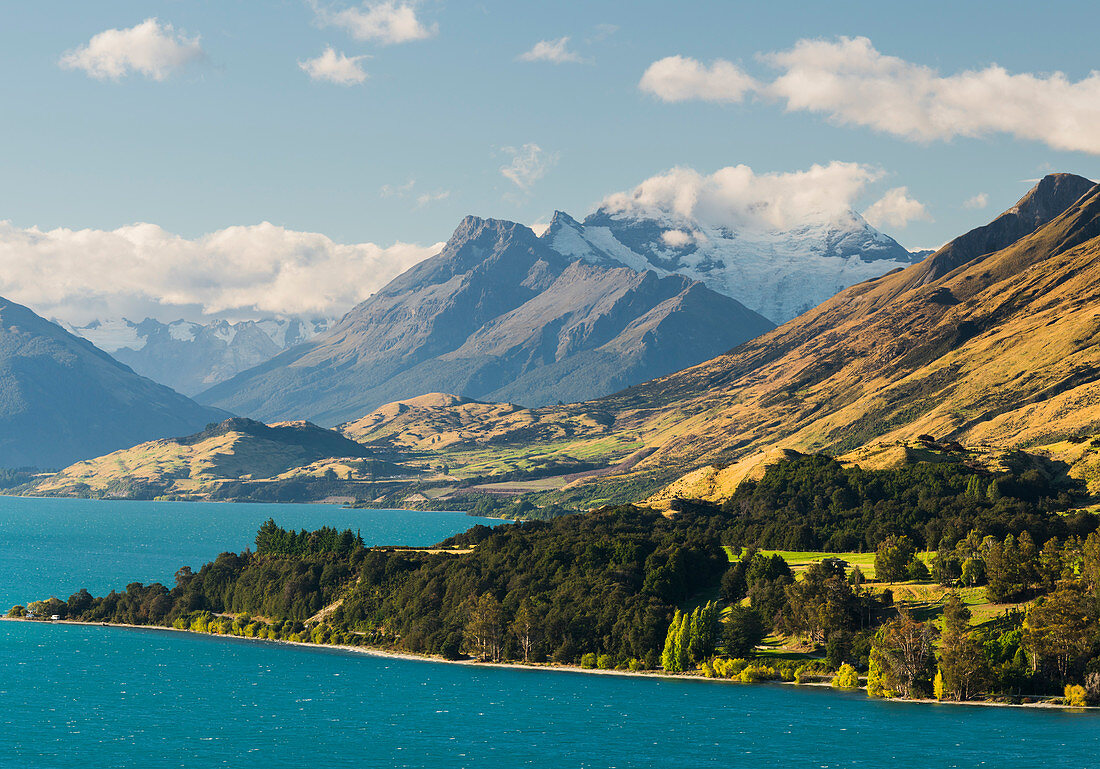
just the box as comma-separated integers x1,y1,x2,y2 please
0,296,228,467
449,215,537,245
545,210,582,232
1008,173,1096,226
902,172,1097,290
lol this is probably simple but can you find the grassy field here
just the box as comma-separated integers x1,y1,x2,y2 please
726,547,943,581
723,547,1020,629
424,434,644,480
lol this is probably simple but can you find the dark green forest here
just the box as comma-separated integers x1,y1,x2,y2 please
714,454,1090,551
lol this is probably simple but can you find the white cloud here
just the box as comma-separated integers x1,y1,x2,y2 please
861,186,931,229
59,18,204,81
313,1,436,44
500,143,557,190
764,36,1100,154
416,190,450,206
600,162,885,231
518,37,585,64
660,229,694,248
299,47,369,84
0,220,441,325
964,192,989,209
639,55,757,103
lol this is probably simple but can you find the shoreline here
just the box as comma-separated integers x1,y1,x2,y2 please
0,493,516,521
2,617,1092,711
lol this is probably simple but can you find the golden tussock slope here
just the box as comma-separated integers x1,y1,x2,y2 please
598,175,1100,488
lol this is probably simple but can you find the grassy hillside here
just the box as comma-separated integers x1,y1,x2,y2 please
28,418,407,502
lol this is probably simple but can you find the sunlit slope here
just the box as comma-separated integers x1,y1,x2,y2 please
30,418,384,499
340,175,1100,503
601,175,1100,479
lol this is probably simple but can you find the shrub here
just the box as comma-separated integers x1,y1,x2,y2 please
596,654,614,670
907,558,931,581
738,664,776,683
711,657,747,679
580,652,598,669
831,663,860,689
1065,684,1088,707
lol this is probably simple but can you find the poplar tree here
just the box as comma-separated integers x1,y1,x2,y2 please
675,609,692,670
661,611,683,672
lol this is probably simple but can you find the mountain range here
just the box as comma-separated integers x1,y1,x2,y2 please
197,216,775,424
198,203,918,424
545,205,920,324
0,297,228,468
19,173,1100,508
298,173,1100,507
63,316,333,396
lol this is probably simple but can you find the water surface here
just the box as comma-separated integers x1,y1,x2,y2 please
0,496,1096,769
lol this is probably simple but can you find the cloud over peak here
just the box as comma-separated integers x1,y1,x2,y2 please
600,161,889,232
60,18,204,81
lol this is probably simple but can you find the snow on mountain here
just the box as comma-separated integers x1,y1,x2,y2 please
64,316,334,395
544,207,921,324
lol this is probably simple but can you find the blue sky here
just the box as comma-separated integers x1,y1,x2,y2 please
0,1,1098,321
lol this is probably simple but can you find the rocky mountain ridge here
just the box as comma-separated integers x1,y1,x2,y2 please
199,216,774,425
544,205,920,323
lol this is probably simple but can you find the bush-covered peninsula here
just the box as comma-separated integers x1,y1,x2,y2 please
14,453,1100,706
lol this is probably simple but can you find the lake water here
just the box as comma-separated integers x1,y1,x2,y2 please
1,497,1097,768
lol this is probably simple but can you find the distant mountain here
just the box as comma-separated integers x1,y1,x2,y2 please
544,207,920,323
0,297,229,468
199,216,774,425
63,316,333,395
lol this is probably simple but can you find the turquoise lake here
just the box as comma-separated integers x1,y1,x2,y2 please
1,496,1098,768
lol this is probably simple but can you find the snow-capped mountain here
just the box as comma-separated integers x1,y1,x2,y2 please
198,216,774,424
64,316,333,395
543,208,921,324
